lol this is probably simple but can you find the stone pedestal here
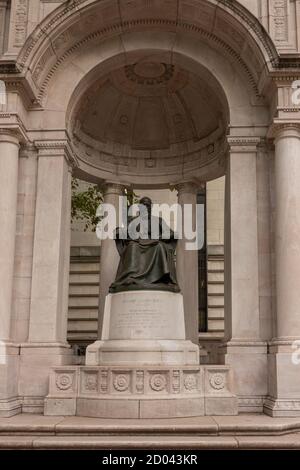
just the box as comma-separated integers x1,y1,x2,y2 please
45,291,237,417
86,291,199,366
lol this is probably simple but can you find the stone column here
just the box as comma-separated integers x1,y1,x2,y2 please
98,182,125,338
265,125,300,416
220,137,268,413
19,141,73,413
0,131,21,416
176,182,199,345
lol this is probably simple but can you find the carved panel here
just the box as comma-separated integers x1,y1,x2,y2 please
273,0,288,42
149,372,168,392
14,0,28,47
100,370,108,394
82,371,98,393
113,373,130,392
136,370,144,394
184,373,198,392
52,368,78,395
172,370,180,393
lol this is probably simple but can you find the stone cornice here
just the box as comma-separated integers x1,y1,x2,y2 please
227,136,261,153
0,112,29,143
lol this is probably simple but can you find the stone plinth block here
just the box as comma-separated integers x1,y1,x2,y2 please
86,291,199,366
44,365,237,418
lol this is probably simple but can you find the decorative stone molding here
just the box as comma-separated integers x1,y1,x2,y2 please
16,0,278,73
0,398,22,418
227,136,262,153
0,113,29,143
209,373,226,390
56,373,73,391
72,129,227,183
50,368,78,396
136,370,144,394
149,373,167,392
34,19,261,102
184,374,197,391
238,396,264,413
11,0,281,107
264,397,300,417
46,365,237,417
113,374,130,392
83,372,98,392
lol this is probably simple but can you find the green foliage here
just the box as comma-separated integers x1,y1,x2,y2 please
71,179,103,231
71,178,139,232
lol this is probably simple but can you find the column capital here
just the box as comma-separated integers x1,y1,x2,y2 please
0,129,20,147
101,181,128,197
268,123,300,141
34,139,78,169
174,181,200,195
227,136,261,153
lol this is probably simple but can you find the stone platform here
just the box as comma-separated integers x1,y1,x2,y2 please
45,291,237,418
2,414,300,449
44,364,237,418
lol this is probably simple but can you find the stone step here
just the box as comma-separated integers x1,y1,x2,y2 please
69,297,99,308
207,319,225,331
207,283,224,295
207,296,224,308
207,260,224,271
70,262,100,273
207,307,224,319
68,320,98,332
207,271,224,282
70,273,99,283
2,415,300,449
69,284,99,296
67,332,98,341
68,310,98,321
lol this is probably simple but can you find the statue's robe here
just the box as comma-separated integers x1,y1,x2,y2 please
109,215,180,293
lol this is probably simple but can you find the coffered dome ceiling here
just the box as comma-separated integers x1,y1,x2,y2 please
74,61,225,156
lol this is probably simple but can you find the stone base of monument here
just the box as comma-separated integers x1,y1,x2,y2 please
44,291,238,417
86,291,200,366
44,364,237,418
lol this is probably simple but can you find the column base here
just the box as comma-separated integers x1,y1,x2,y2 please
265,341,300,417
219,341,268,413
19,342,73,413
0,398,22,417
264,397,300,417
0,342,21,417
44,365,237,418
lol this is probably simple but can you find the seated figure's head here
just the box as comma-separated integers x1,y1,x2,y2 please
139,196,152,215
